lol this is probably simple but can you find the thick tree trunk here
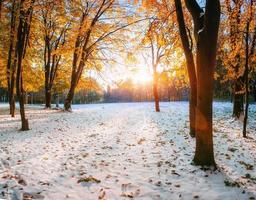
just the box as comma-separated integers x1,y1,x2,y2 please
194,49,215,165
64,82,76,111
45,88,52,108
185,0,220,166
153,72,160,112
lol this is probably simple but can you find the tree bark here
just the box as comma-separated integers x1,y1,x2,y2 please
243,22,249,138
175,0,197,137
64,82,76,111
15,0,34,131
42,8,68,109
194,36,215,165
233,83,244,119
7,0,17,117
228,0,244,119
153,71,160,112
243,0,254,138
10,60,16,117
44,33,51,108
184,0,220,166
45,89,51,108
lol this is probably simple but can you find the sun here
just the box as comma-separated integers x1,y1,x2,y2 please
131,68,152,84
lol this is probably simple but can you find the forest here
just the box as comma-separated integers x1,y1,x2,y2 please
0,0,256,199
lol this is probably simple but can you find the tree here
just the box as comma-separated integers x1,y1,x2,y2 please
15,0,34,130
64,0,142,110
174,0,197,137
243,0,256,137
6,0,17,117
176,0,221,166
39,0,69,108
226,0,244,118
142,19,172,112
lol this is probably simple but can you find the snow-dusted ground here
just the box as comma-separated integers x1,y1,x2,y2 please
0,102,256,200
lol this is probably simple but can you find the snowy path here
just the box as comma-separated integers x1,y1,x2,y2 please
0,102,256,200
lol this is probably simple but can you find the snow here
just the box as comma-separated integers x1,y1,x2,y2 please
0,102,255,200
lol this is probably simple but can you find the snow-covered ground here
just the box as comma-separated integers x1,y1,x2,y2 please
0,102,255,200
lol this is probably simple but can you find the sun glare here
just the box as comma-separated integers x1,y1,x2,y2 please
131,68,152,84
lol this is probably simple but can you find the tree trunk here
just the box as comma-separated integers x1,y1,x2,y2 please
184,0,220,166
10,64,16,117
15,0,34,131
153,72,160,112
175,0,197,137
7,0,17,117
45,89,52,108
228,0,244,119
233,82,244,119
189,83,197,137
243,0,253,138
194,46,215,165
10,96,15,117
64,82,76,111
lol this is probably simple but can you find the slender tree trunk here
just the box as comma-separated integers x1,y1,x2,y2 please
10,96,15,117
175,0,197,137
243,0,253,138
189,82,197,137
233,81,244,118
7,0,17,117
10,66,16,117
243,50,249,138
7,53,15,117
153,71,160,112
44,34,51,108
228,1,244,119
16,56,29,130
15,0,34,131
10,54,17,117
